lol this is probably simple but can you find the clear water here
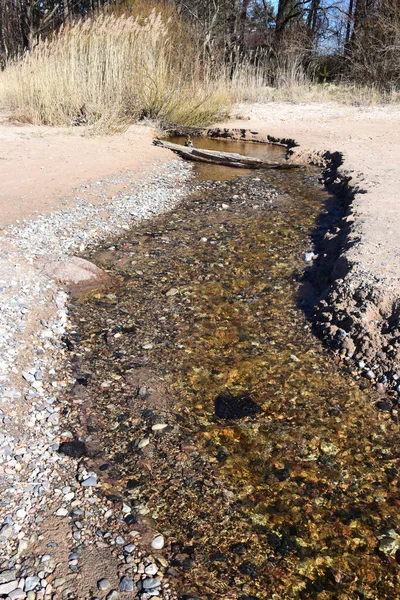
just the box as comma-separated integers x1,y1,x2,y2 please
66,141,400,599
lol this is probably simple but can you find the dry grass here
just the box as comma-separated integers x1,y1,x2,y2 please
0,8,398,135
229,57,400,106
0,10,231,133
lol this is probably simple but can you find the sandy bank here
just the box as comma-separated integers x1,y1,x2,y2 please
0,116,170,227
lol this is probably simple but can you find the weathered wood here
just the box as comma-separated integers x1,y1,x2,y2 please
153,139,302,170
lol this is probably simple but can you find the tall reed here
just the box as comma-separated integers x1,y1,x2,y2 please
0,10,231,132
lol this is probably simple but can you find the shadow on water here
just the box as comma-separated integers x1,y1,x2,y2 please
64,140,400,599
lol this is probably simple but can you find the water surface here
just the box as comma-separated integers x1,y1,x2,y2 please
67,141,400,599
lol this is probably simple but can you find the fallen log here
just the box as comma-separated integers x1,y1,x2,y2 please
153,139,302,170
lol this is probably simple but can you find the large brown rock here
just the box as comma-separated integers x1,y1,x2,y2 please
40,256,109,285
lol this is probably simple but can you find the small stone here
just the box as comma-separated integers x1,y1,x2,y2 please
379,536,400,556
55,508,68,517
151,424,168,431
142,578,161,590
0,524,13,541
8,588,26,599
54,578,66,588
106,592,120,600
115,536,125,545
137,438,150,449
0,581,18,596
17,540,28,555
0,570,16,584
151,535,164,550
119,576,133,592
165,288,179,297
144,564,157,575
24,577,39,592
97,579,110,591
376,400,391,412
41,555,51,562
320,441,339,456
124,544,135,553
27,592,36,600
81,475,97,487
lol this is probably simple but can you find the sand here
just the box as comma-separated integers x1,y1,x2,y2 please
0,115,170,227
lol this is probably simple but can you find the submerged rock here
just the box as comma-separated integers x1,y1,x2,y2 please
59,441,87,458
214,392,261,420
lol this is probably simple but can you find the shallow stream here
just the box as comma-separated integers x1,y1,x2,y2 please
65,140,400,599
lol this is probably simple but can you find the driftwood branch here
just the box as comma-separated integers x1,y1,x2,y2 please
153,140,302,170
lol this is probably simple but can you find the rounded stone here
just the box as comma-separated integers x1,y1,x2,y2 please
97,579,110,591
151,535,165,550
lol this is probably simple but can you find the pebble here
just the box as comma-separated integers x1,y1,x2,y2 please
40,555,51,562
24,577,39,592
142,578,161,590
106,591,120,600
119,576,134,592
0,570,17,584
55,508,68,517
124,544,135,553
144,564,157,575
151,535,164,550
81,475,97,487
97,579,110,591
0,581,18,596
137,438,150,449
8,588,26,599
165,288,178,297
151,424,168,431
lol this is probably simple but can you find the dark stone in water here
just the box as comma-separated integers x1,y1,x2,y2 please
182,558,193,572
216,446,229,463
127,478,142,489
239,561,258,578
230,542,246,555
214,392,261,420
376,400,391,411
210,551,227,562
59,441,87,458
124,513,137,525
274,467,290,481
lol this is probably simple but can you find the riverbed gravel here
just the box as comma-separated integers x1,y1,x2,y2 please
0,160,191,600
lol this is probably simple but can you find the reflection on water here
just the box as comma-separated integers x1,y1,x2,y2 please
67,142,400,599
